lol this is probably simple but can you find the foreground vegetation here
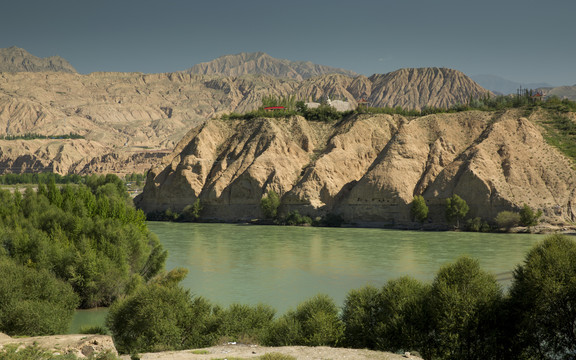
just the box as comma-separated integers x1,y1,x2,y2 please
0,173,574,359
0,174,166,335
103,234,576,360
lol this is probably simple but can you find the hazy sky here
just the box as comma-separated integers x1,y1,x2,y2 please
1,0,574,85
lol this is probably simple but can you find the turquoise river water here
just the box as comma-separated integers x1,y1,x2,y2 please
69,222,545,332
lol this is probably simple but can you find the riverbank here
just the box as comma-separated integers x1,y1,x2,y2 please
0,332,421,360
179,217,576,235
0,332,117,358
121,343,422,360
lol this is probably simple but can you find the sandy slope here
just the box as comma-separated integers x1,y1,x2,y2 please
121,344,421,360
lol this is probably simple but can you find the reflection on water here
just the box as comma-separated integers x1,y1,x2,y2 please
70,223,544,332
151,223,544,313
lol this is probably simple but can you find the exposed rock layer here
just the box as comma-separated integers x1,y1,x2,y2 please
136,111,576,226
0,67,488,175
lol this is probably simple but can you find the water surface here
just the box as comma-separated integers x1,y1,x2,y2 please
151,223,543,312
70,222,544,332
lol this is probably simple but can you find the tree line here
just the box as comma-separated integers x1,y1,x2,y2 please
0,174,166,335
219,93,576,122
0,132,84,141
410,194,542,232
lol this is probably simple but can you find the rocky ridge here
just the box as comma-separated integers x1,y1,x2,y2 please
136,110,576,226
0,66,489,175
187,52,358,80
0,46,76,73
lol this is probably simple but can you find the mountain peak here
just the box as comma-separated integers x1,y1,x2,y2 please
0,46,77,73
186,52,357,80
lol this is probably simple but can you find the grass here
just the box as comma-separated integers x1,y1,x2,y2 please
536,110,576,163
209,356,296,360
191,349,210,354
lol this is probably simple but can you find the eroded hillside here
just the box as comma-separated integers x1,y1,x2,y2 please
136,110,576,226
0,67,489,175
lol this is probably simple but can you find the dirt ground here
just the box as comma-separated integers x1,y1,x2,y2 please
120,343,422,360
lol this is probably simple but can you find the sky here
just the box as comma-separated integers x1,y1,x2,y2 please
1,0,574,85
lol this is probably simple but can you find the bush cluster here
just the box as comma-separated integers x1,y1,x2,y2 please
106,235,576,359
0,175,166,314
146,199,203,222
0,258,78,336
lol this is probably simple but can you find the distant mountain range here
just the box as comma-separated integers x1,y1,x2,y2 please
0,46,76,73
470,74,552,95
186,51,358,80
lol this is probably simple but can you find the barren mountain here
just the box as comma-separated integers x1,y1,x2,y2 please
0,63,489,175
187,52,358,80
0,46,76,73
543,85,576,100
136,110,576,226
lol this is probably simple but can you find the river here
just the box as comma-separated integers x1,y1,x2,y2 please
69,222,545,332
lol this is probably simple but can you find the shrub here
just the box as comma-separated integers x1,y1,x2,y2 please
341,285,381,349
283,210,312,226
265,294,343,347
260,190,281,220
427,256,503,360
178,199,203,222
508,234,576,359
377,277,431,355
291,294,344,346
445,194,469,228
495,211,521,231
519,204,542,227
106,269,215,354
214,303,275,344
0,257,79,336
263,315,302,346
410,195,428,224
466,217,491,232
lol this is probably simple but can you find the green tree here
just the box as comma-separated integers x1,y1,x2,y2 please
410,195,429,225
445,194,469,228
519,204,542,228
508,235,576,359
0,258,79,336
266,294,343,347
106,268,215,354
260,190,281,220
179,198,203,222
377,277,431,356
341,285,381,349
427,256,503,360
495,211,520,231
213,303,275,343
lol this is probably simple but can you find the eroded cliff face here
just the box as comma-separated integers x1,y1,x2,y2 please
0,67,489,175
136,111,576,225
